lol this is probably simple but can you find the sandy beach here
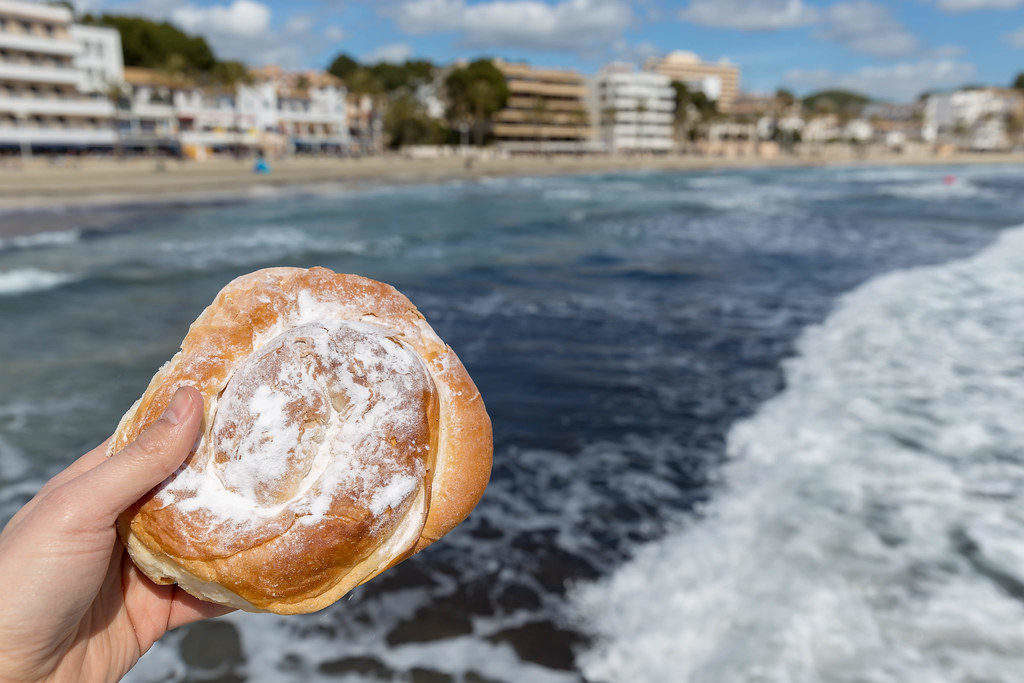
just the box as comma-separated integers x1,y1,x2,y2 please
0,150,1022,237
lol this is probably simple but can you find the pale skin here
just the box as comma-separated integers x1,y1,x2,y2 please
0,388,232,682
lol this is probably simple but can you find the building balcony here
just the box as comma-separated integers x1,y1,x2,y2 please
0,0,74,23
603,85,674,100
507,96,586,112
0,61,80,85
0,94,112,117
604,97,674,112
0,32,78,56
0,124,115,145
607,111,674,124
496,108,589,126
607,123,674,137
506,79,587,99
127,101,175,118
492,122,592,140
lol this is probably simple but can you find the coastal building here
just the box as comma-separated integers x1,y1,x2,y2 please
251,67,350,154
118,66,351,156
346,92,383,154
645,51,740,113
923,88,1024,150
802,115,841,142
863,102,921,147
116,67,181,153
492,59,593,151
70,23,122,94
588,63,674,153
0,0,118,154
844,119,873,143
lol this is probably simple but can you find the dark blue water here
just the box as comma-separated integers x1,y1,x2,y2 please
1,164,1023,682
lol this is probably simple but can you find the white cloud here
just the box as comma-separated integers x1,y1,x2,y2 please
364,43,413,63
785,59,977,101
929,44,966,58
172,0,271,38
678,0,818,31
324,26,346,41
818,1,917,56
395,0,632,51
938,0,1023,10
284,14,313,35
1007,26,1024,47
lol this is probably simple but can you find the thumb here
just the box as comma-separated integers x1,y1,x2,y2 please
69,387,203,524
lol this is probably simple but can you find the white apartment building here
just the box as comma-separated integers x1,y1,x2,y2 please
589,64,674,152
0,0,118,153
272,82,350,153
923,88,1024,150
70,24,122,94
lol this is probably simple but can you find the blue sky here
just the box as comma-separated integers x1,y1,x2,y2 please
80,0,1024,101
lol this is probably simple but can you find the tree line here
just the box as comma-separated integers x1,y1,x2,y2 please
328,53,510,148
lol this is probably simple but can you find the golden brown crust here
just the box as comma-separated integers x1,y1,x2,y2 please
110,267,492,614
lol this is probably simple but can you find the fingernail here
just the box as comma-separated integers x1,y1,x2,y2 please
163,388,192,425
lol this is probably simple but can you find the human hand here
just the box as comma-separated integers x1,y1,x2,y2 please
0,387,232,682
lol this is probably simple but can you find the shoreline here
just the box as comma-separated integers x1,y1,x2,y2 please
1,151,1022,237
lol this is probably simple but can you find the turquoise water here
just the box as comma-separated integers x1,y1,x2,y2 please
1,164,1024,681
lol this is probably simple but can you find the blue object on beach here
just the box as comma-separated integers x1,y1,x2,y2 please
254,157,270,174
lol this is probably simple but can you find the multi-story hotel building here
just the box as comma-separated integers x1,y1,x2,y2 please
589,64,674,153
645,51,740,113
0,0,119,153
492,59,592,150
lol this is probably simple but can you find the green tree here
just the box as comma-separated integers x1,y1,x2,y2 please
775,88,796,108
444,59,509,145
671,81,718,144
343,68,384,96
81,14,216,72
672,81,717,120
209,60,252,86
384,93,446,148
1013,72,1024,90
369,60,436,93
327,53,360,81
801,90,870,118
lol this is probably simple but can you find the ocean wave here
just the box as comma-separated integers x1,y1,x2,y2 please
0,268,76,296
882,178,998,201
0,229,81,251
572,225,1024,682
154,227,379,270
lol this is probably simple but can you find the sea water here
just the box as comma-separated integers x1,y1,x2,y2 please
1,164,1023,682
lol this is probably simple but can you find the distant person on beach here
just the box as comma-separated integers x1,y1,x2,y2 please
254,150,271,175
0,388,228,681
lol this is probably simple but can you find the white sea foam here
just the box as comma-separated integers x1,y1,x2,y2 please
0,268,75,296
154,227,369,269
573,225,1024,682
882,178,997,200
0,228,81,251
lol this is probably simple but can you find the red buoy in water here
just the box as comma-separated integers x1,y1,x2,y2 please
943,175,956,186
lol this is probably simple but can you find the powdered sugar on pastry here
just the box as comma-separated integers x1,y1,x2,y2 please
154,296,433,547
